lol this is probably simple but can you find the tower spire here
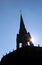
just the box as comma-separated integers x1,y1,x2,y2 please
19,13,27,34
16,13,34,49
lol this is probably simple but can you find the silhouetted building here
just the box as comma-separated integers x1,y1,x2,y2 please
1,46,42,65
16,14,34,49
1,14,42,65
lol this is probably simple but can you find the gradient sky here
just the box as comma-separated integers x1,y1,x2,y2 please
0,0,42,60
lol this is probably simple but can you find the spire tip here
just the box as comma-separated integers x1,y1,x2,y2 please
20,10,22,16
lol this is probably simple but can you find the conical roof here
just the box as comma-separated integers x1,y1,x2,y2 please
19,15,27,34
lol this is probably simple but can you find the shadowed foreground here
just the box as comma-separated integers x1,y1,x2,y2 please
1,46,42,65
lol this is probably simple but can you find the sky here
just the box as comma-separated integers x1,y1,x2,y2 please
0,0,42,60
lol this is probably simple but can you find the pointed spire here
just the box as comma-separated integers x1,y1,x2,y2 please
19,14,27,34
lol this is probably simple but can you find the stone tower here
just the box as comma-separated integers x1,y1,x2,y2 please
16,14,34,49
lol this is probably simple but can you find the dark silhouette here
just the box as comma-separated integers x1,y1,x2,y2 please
16,14,34,49
1,46,42,65
0,14,42,65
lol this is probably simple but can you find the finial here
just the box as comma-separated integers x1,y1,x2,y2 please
20,10,22,16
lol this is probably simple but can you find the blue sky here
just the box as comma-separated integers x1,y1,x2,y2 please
0,0,42,60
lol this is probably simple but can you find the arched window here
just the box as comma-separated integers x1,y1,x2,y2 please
27,42,30,46
19,43,22,48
